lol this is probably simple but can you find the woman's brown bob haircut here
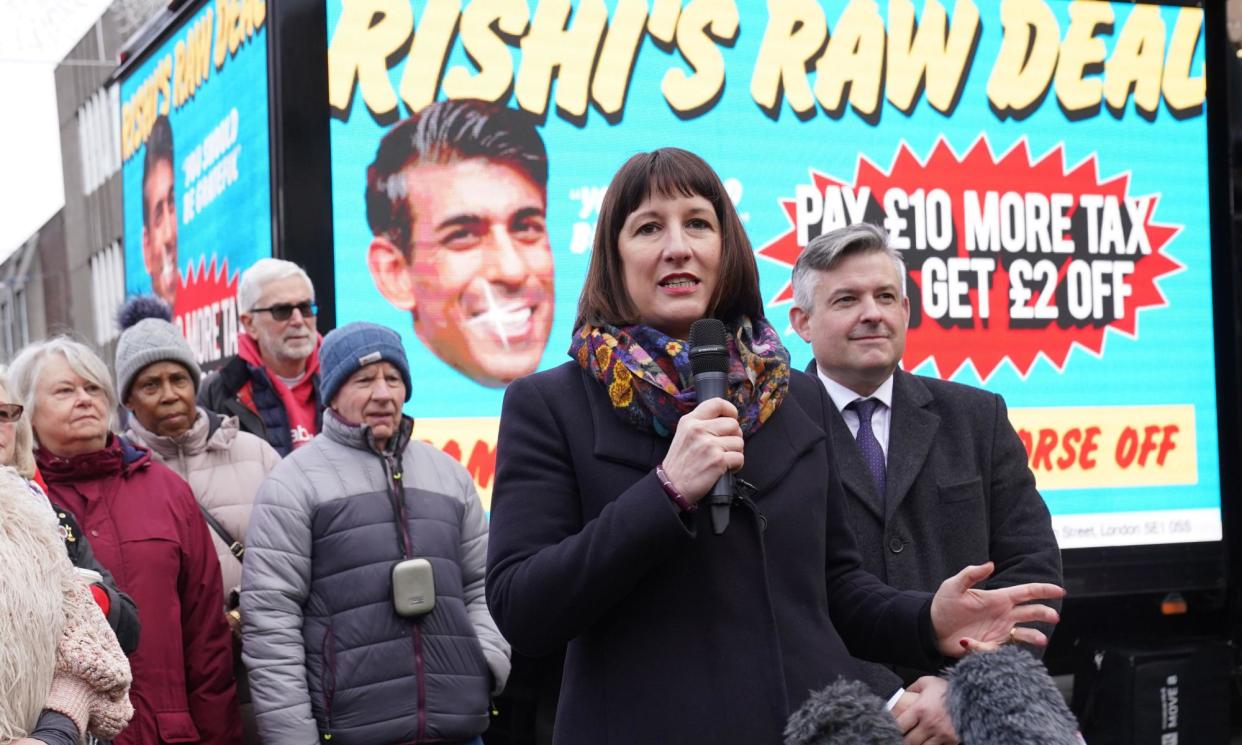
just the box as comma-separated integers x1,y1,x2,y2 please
575,148,765,333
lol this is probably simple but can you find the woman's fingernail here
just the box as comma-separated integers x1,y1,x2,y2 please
959,639,969,649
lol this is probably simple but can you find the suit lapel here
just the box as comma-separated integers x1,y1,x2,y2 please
804,361,886,519
884,369,940,519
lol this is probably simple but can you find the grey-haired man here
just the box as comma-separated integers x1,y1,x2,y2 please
789,222,1063,742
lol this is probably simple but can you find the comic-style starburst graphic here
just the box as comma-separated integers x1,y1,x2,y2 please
756,135,1182,380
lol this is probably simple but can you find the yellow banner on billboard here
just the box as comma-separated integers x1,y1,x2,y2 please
413,417,501,510
415,406,1198,504
1009,405,1197,491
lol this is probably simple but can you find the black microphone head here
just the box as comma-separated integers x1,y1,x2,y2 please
947,646,1081,745
784,678,903,745
689,318,729,375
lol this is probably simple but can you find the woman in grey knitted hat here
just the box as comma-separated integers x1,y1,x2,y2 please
115,307,280,611
114,298,279,745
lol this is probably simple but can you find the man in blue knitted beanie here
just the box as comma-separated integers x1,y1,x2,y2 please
242,321,510,745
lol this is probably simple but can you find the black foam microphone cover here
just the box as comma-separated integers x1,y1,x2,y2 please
689,318,729,376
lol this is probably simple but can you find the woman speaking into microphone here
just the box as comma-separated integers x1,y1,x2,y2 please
485,148,1063,744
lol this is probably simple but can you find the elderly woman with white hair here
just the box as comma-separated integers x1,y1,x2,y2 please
8,337,241,745
0,369,140,656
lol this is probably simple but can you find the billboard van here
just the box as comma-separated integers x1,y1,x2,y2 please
326,0,1222,561
120,0,272,368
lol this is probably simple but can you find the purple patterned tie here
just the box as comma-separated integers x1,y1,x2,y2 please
847,398,887,499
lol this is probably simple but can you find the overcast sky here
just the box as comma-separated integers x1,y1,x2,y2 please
0,0,114,262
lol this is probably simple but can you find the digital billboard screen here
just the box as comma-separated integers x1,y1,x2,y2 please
120,0,272,367
326,0,1221,552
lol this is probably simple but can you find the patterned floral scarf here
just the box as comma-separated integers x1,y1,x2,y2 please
570,317,790,438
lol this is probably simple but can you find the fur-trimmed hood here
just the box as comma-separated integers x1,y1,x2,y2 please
0,466,73,740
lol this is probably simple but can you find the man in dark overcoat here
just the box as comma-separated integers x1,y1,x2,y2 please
789,221,1064,738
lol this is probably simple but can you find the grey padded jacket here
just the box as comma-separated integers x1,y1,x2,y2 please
241,411,510,745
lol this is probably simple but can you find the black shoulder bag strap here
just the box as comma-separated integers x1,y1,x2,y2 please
198,505,245,562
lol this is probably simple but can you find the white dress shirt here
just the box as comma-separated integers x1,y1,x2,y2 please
815,370,896,463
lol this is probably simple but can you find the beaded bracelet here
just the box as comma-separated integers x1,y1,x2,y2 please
655,463,697,513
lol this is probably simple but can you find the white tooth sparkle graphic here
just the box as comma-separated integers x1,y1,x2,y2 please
464,283,535,350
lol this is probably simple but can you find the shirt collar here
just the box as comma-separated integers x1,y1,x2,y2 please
816,368,895,413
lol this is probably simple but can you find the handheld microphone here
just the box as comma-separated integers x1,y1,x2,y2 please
784,678,902,745
689,318,732,535
946,645,1082,745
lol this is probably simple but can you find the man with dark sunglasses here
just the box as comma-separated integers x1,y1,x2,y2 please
199,258,324,456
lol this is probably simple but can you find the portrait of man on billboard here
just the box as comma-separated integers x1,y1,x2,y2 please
365,99,554,388
142,114,179,307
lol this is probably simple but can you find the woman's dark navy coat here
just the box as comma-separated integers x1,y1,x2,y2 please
486,363,941,744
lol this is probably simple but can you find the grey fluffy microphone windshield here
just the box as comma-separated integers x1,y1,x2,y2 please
784,678,903,745
946,645,1082,745
787,647,1082,745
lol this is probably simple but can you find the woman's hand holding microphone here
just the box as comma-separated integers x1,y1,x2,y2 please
659,398,744,508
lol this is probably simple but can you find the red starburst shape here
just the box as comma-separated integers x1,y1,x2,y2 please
756,135,1183,380
172,256,241,366
174,256,238,317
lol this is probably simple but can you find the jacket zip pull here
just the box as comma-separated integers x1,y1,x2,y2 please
386,453,406,484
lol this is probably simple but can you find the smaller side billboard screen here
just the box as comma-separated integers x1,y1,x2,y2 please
119,0,272,367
